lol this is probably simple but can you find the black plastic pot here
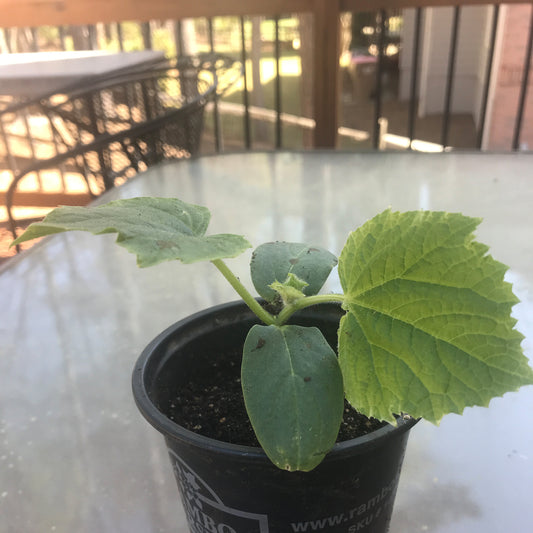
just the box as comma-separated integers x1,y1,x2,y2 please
133,301,417,533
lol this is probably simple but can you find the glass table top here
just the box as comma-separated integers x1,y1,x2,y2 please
1,151,532,532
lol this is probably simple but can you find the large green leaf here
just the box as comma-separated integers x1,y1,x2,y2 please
242,324,344,471
338,209,533,424
12,197,251,267
250,242,337,301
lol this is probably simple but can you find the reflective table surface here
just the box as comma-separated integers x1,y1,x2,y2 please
1,151,532,532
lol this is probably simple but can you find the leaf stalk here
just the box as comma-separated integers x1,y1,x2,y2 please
211,259,277,325
275,293,345,326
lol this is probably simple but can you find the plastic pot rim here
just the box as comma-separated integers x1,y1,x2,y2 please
132,300,418,466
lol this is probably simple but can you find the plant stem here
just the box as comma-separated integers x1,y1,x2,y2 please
211,259,345,327
211,259,276,325
275,293,345,326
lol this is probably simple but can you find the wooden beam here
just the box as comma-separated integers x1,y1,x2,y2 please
0,191,92,208
341,0,528,10
312,0,341,148
0,0,311,29
2,0,529,29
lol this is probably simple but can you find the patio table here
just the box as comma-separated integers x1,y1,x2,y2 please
0,50,166,98
1,151,532,533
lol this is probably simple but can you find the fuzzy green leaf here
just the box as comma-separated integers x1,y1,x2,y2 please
242,324,344,471
11,197,251,267
338,209,533,424
251,242,337,301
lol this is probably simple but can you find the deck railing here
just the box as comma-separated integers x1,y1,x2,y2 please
2,0,530,149
1,0,532,256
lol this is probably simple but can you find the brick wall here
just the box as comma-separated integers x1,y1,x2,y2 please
487,4,533,150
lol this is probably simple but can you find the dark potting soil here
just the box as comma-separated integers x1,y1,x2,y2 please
164,347,386,447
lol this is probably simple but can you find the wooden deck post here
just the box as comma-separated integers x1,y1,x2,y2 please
312,0,342,148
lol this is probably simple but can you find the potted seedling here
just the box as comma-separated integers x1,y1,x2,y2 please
12,197,533,533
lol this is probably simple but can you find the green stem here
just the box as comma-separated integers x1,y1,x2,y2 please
211,259,276,326
275,293,345,326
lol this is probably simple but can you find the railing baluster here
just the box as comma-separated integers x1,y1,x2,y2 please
117,22,125,51
3,28,12,53
274,15,282,149
174,20,183,57
441,6,461,149
88,24,98,50
59,26,67,50
373,9,386,150
141,22,152,50
240,16,252,149
408,8,422,149
208,17,222,153
477,4,500,150
30,27,39,52
512,5,533,151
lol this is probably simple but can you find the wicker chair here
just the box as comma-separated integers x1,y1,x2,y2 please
0,54,241,181
2,54,243,251
42,54,240,147
6,102,215,247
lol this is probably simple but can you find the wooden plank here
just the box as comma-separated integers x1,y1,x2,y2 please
312,0,341,147
0,191,92,208
341,0,528,10
0,0,312,29
2,0,529,28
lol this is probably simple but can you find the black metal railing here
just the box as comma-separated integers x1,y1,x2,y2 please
513,5,533,150
2,7,533,153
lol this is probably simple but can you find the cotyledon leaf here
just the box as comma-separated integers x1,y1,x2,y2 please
242,324,344,471
251,242,338,301
11,197,251,267
337,209,533,424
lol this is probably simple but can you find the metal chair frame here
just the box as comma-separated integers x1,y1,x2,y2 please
3,53,243,251
1,53,241,173
6,97,216,247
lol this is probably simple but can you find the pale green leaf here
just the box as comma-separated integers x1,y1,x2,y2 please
269,273,308,304
338,209,533,423
251,242,337,301
242,324,344,471
11,197,251,267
